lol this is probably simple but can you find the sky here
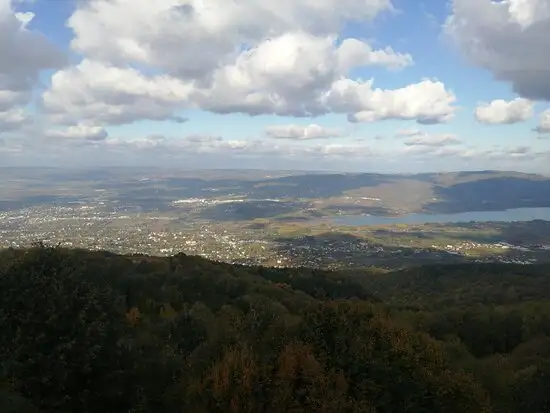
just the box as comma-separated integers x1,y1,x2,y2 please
1,0,550,173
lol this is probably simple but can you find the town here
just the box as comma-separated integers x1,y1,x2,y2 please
2,202,550,270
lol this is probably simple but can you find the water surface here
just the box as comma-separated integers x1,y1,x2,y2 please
330,207,550,226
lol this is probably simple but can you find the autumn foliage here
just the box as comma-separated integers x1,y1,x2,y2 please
0,246,549,412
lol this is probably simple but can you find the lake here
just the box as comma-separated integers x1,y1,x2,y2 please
330,207,550,226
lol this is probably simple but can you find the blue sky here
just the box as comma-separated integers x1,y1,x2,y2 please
1,0,549,172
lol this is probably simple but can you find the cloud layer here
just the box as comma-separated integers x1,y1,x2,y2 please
0,0,549,171
265,124,343,140
37,0,458,130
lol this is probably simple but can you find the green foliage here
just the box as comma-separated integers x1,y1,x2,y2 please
0,246,139,412
1,246,549,412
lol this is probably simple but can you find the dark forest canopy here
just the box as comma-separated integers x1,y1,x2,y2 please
1,246,549,412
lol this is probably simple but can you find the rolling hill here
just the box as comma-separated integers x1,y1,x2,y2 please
1,246,549,412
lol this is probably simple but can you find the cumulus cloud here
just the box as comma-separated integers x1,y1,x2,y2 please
0,0,64,131
0,107,26,132
474,98,533,124
42,59,193,126
395,128,421,137
300,143,374,157
94,133,380,161
45,130,547,169
403,132,461,147
535,109,550,133
492,146,535,160
0,136,23,153
336,38,413,71
446,0,550,101
93,132,468,162
265,124,342,140
400,144,464,158
38,0,457,128
188,32,417,117
101,135,172,152
394,145,545,166
185,134,223,143
67,0,394,77
457,145,536,161
324,78,456,124
45,124,108,141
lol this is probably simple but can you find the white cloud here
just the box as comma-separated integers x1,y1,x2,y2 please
474,98,533,124
0,107,26,132
14,11,33,27
457,145,535,160
506,0,550,28
400,144,464,158
94,133,379,161
42,59,193,126
104,135,168,150
26,130,548,170
0,137,22,153
265,124,342,140
45,124,108,141
391,144,546,167
0,90,25,111
185,134,223,143
403,132,461,147
395,128,421,137
93,131,465,162
336,38,413,71
446,0,550,101
95,133,544,166
323,78,456,123
535,109,550,133
39,0,456,127
67,0,394,78
0,0,63,131
190,32,416,117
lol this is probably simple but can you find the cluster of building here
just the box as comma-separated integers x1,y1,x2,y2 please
0,205,287,266
434,241,549,265
2,203,550,270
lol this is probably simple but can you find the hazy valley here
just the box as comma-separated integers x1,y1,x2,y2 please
3,167,550,269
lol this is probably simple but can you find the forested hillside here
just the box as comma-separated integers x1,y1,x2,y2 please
1,246,549,412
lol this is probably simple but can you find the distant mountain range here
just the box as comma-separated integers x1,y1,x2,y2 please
2,168,550,215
